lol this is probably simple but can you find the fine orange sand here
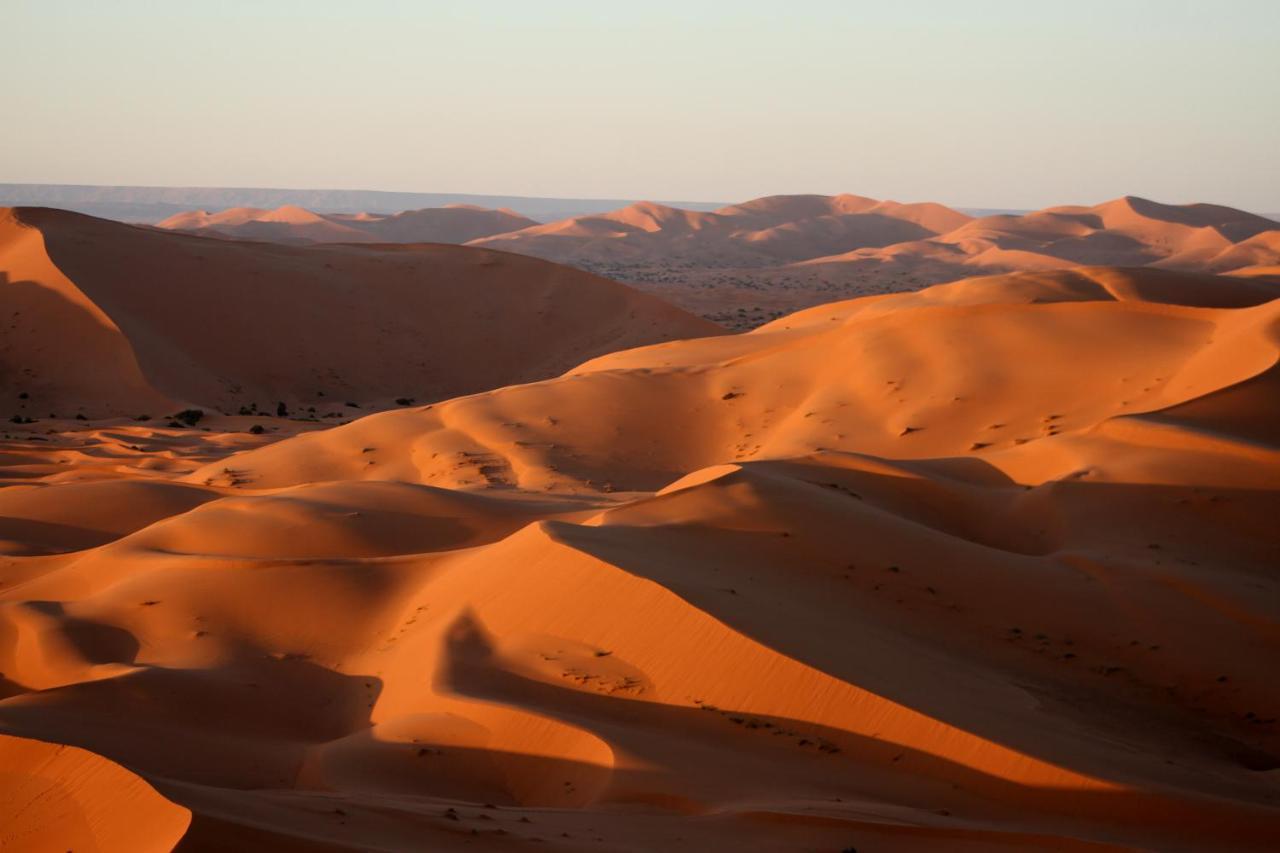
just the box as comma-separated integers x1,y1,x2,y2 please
0,207,719,417
0,263,1278,851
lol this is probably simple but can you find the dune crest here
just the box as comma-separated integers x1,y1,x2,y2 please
0,264,1277,851
0,207,720,416
157,202,539,245
0,733,191,852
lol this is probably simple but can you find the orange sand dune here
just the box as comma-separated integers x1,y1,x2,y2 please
451,195,1277,332
0,733,191,852
159,195,1278,334
466,192,1276,278
156,203,538,245
468,193,974,265
802,195,1280,280
0,207,719,417
0,266,1277,851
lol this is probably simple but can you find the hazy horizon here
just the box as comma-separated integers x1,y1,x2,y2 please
5,0,1279,211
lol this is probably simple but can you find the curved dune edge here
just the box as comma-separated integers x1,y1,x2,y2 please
0,733,190,852
0,206,721,416
0,265,1277,851
190,267,1280,495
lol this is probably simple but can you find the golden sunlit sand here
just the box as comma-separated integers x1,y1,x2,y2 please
1,223,1277,849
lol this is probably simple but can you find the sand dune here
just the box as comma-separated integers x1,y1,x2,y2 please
1,265,1276,850
0,733,190,852
452,194,1279,332
468,193,975,265
156,203,539,245
153,195,1279,335
468,192,1277,277
0,207,719,417
803,195,1280,280
149,195,1280,283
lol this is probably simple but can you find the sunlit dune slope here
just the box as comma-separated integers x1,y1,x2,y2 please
206,266,1279,494
0,733,191,852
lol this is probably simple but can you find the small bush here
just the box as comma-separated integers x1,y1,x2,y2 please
172,409,204,426
395,397,415,406
276,402,288,417
249,424,265,435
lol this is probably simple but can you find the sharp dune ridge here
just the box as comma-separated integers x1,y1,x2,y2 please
0,206,720,416
0,241,1277,851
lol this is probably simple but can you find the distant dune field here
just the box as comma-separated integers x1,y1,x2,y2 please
149,192,1280,330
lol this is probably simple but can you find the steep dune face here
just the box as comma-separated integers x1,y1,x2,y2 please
0,207,720,416
0,208,173,415
1,266,1277,851
156,203,538,245
0,733,191,852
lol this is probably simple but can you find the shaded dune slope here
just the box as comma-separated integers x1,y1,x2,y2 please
0,207,720,416
0,267,1277,851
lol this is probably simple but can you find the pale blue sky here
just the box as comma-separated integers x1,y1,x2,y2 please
4,0,1278,209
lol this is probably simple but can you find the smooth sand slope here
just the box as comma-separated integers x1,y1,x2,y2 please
0,207,720,417
0,733,191,852
0,266,1276,851
157,204,539,245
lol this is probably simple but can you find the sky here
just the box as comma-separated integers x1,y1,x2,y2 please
4,0,1279,210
